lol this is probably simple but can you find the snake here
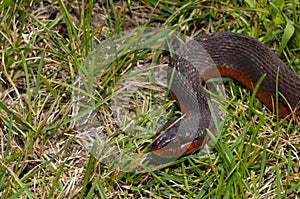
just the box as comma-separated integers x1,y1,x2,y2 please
151,32,300,158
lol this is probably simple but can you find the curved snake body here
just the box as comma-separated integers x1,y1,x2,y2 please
151,32,300,157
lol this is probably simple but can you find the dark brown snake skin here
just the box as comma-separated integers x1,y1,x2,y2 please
151,32,300,158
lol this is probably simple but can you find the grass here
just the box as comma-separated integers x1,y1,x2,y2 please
0,0,299,198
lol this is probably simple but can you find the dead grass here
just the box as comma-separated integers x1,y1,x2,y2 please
0,0,299,198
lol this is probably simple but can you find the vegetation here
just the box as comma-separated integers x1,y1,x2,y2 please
0,0,299,198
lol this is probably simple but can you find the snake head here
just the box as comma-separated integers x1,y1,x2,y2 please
151,118,208,158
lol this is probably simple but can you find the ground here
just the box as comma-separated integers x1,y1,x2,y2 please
0,0,299,198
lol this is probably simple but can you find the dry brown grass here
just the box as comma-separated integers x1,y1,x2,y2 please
0,0,299,198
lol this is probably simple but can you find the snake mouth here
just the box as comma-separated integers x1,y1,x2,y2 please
151,133,210,158
151,118,211,158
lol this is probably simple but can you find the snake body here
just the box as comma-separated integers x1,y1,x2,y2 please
151,32,300,157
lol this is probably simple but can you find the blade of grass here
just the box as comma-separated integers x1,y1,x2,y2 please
0,161,34,199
